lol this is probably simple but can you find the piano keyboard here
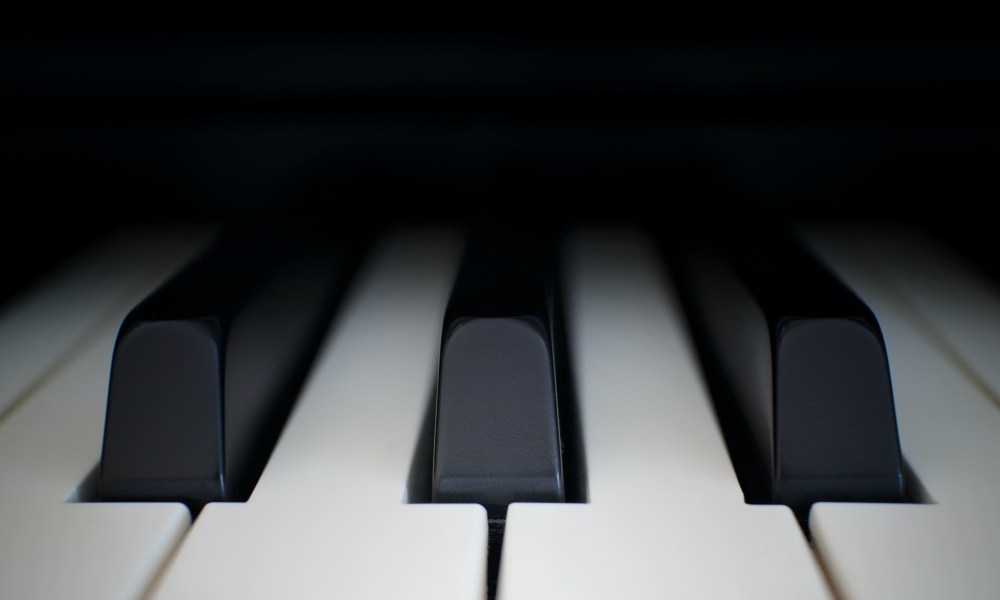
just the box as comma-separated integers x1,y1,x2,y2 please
1,224,998,599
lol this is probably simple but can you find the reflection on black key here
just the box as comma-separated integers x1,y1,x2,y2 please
99,224,358,510
669,224,905,519
431,233,580,516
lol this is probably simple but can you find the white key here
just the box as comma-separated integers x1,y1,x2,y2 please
149,230,487,600
0,229,212,600
0,230,209,421
803,226,1000,599
497,231,832,600
837,228,1000,403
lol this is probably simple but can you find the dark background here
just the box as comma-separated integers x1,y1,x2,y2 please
3,33,999,292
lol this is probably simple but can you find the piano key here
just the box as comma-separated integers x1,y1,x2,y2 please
0,230,211,422
9,223,997,599
100,226,355,507
801,225,1000,598
432,234,567,513
0,503,188,600
835,228,1000,401
669,226,905,517
497,230,832,599
148,229,488,600
0,228,212,600
432,233,576,598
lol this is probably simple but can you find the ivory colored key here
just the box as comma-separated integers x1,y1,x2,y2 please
497,231,832,600
0,231,209,422
838,228,1000,401
148,230,487,600
0,229,212,600
803,226,1000,599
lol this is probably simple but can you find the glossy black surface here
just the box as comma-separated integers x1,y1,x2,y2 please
669,225,906,518
99,224,357,509
432,234,577,516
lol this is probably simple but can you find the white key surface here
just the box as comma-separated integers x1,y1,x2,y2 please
149,230,488,600
803,226,1000,599
497,231,832,600
0,229,211,600
0,230,209,421
871,231,1000,408
846,228,1000,404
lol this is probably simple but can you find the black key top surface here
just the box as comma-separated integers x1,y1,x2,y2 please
99,224,358,509
668,223,905,518
431,233,574,516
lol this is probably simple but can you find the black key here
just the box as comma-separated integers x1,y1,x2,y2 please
668,223,905,519
431,233,579,517
99,224,358,510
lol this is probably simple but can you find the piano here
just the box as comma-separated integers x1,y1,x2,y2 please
2,34,999,599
